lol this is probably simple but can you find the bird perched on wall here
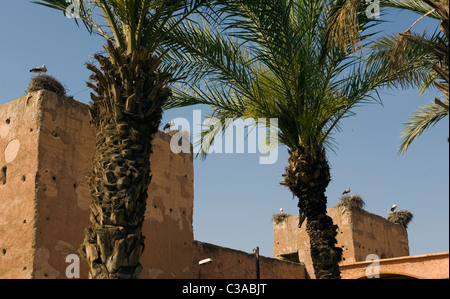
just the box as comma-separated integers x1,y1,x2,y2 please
279,208,283,214
163,120,175,131
391,204,398,212
342,187,351,196
30,65,47,75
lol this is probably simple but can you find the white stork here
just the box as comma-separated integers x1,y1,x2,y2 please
342,187,351,196
30,65,47,75
163,120,175,131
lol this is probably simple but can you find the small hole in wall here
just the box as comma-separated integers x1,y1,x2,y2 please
2,249,6,255
30,128,33,132
1,166,6,185
169,208,173,213
52,176,56,181
73,183,77,189
5,118,10,124
22,175,26,182
23,267,27,271
154,205,157,209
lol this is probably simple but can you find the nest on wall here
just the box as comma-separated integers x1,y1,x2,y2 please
272,213,291,224
336,195,365,212
28,75,66,96
388,210,413,228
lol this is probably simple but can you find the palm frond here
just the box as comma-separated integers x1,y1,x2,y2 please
367,30,440,91
33,0,209,54
399,97,449,155
163,18,255,93
326,0,384,54
381,0,443,21
166,0,386,157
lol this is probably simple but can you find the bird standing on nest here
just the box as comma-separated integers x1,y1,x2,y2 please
391,204,397,212
163,120,175,131
342,187,351,196
30,65,47,75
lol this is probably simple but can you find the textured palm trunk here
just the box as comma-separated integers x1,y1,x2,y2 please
79,42,171,279
282,147,342,279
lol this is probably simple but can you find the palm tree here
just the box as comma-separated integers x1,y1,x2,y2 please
366,0,449,153
33,0,207,279
165,0,387,279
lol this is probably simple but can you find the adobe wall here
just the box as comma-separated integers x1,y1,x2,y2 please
348,208,409,261
274,206,410,278
193,241,306,279
1,90,302,280
340,252,449,279
0,91,194,279
4,90,437,280
0,93,41,278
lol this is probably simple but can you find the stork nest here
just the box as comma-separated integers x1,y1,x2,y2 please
337,195,365,212
28,75,66,96
165,130,180,137
272,213,291,224
388,210,413,228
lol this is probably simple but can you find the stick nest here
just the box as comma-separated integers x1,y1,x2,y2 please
388,210,413,228
28,75,66,96
272,213,291,224
337,195,365,212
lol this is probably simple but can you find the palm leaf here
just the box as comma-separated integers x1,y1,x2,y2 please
166,0,386,156
33,0,209,54
381,0,444,21
368,30,440,91
399,97,449,155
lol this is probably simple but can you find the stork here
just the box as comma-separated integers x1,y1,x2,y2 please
163,120,175,131
342,187,351,196
391,204,397,212
30,65,47,75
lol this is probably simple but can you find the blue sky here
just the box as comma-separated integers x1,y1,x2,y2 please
0,1,448,259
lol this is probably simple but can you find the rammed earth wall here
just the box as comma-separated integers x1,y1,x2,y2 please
0,90,304,279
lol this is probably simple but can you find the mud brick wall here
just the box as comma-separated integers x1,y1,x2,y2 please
0,91,194,279
274,206,409,278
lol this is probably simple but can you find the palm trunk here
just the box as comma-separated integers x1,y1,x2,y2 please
79,42,171,279
282,147,342,279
